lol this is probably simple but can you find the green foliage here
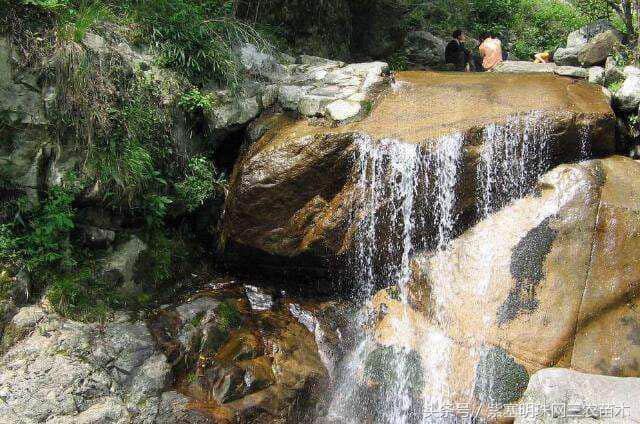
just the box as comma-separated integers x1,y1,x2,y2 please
510,0,588,59
179,89,215,113
127,0,271,88
406,0,588,59
175,156,226,212
608,80,623,92
16,177,81,274
217,299,241,332
46,267,125,321
21,0,68,10
59,1,112,42
387,51,408,72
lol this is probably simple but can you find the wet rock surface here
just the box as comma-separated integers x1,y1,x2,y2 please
0,280,352,423
222,71,616,272
148,280,353,423
370,156,640,412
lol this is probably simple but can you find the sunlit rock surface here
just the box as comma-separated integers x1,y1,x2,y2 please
515,368,640,423
222,71,616,266
371,156,640,412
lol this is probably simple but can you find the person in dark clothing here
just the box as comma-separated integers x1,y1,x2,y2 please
445,29,470,71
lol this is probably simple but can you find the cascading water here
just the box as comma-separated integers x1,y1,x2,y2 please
477,111,552,218
324,111,592,424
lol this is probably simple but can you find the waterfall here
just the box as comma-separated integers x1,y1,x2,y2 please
325,111,583,424
477,112,552,218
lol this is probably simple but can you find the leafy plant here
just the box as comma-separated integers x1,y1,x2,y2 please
217,299,241,332
608,80,623,92
175,156,226,212
179,88,215,113
17,177,81,273
59,1,112,42
128,0,272,87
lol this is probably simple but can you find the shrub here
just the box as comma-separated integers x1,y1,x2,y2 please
179,89,215,113
175,156,226,212
17,178,81,274
126,0,272,88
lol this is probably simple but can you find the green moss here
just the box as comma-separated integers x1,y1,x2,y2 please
217,299,242,333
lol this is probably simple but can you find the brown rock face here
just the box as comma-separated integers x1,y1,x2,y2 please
373,156,640,410
222,72,616,277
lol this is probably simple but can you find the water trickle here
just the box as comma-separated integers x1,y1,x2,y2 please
580,124,592,160
477,111,552,218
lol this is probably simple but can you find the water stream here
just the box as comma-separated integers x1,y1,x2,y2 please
324,113,592,424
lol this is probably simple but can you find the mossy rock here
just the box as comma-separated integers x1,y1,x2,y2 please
364,345,424,393
473,347,529,405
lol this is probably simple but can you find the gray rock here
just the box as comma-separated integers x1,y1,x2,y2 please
261,84,278,108
624,65,640,77
78,225,116,248
614,75,640,112
278,85,310,110
604,56,625,85
100,236,147,288
8,305,44,336
298,55,344,67
326,100,361,121
0,308,174,424
342,61,389,77
578,30,622,67
588,66,605,85
207,96,261,129
554,66,588,78
244,285,274,311
567,20,619,48
298,95,332,116
174,297,219,323
492,61,557,73
82,32,109,55
239,43,287,81
554,46,581,67
405,31,446,67
515,368,640,423
0,37,47,127
156,391,211,423
113,42,153,72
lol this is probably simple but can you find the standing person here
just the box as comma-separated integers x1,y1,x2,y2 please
478,33,503,71
445,29,470,71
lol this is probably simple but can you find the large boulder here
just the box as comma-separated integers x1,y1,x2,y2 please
555,22,622,68
613,75,640,112
404,31,446,68
567,20,619,48
577,30,623,67
515,368,640,423
553,46,581,67
222,72,615,275
371,156,640,410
